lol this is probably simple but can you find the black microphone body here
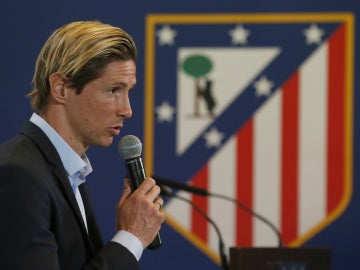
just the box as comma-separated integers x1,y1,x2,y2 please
125,157,147,189
154,175,209,196
119,136,162,250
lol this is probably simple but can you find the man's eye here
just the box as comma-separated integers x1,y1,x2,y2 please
107,88,116,94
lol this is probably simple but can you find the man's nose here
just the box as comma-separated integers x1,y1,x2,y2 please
117,96,132,119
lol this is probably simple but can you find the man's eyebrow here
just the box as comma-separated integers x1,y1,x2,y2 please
110,81,137,88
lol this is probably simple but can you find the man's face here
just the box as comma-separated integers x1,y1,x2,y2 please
64,60,136,150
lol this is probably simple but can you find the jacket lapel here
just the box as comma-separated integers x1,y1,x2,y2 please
79,184,104,252
19,121,95,252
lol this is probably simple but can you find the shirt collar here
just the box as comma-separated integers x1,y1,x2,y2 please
30,113,93,179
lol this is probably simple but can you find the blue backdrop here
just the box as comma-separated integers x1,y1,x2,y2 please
0,1,359,270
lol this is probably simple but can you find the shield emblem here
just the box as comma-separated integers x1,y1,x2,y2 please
144,13,354,264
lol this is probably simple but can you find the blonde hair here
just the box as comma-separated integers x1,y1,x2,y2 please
28,21,137,112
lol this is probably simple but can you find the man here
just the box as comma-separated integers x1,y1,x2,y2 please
0,21,165,270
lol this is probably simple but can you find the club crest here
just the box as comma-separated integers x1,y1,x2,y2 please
144,13,354,264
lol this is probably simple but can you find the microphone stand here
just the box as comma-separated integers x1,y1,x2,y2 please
163,189,229,270
155,176,284,247
209,192,283,247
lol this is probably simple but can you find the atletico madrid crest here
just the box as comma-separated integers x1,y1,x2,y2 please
144,13,354,264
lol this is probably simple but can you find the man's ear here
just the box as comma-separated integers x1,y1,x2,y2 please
48,72,67,104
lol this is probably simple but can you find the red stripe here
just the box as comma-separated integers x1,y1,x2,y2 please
236,120,253,246
281,72,299,244
191,165,209,242
327,24,345,213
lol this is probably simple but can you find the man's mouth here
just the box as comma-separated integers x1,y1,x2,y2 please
109,125,121,136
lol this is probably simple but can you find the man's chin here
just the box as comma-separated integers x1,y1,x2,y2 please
95,137,114,148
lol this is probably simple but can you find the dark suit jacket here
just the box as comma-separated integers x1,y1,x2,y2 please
0,121,140,270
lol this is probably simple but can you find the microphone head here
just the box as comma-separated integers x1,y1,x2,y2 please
118,135,142,159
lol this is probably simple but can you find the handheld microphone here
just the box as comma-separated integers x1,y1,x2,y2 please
118,135,162,250
154,176,283,247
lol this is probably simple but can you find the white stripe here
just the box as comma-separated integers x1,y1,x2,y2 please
208,137,237,252
253,90,282,246
298,42,328,234
165,190,192,230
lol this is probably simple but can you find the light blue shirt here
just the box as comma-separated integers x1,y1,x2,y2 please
30,113,143,261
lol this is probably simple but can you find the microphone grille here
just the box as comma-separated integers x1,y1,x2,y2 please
117,135,142,159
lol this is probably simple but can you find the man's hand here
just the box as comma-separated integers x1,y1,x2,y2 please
116,178,165,248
